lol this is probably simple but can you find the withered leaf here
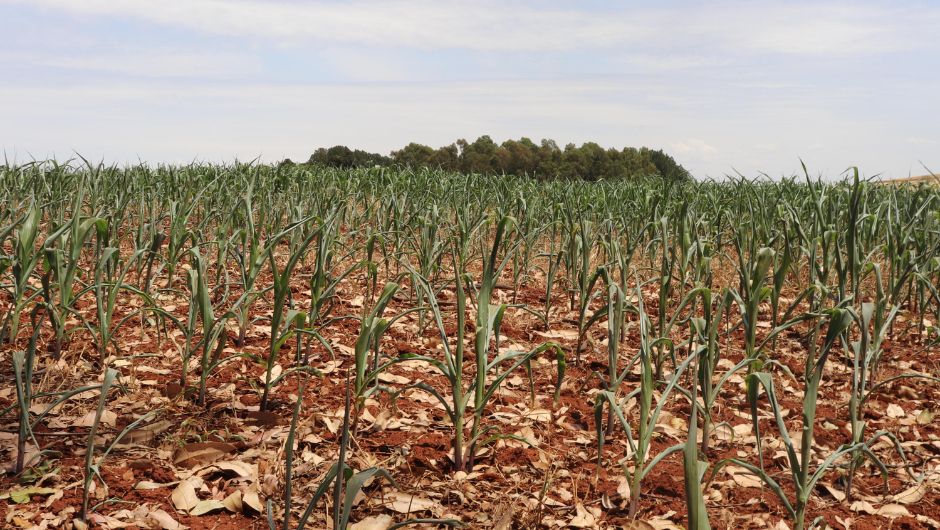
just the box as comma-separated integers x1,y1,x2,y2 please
173,442,237,468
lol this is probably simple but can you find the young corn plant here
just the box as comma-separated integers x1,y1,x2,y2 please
267,374,384,530
132,193,166,295
77,367,118,524
363,227,382,302
571,218,609,363
11,308,47,474
654,214,681,333
229,187,268,345
158,173,219,290
7,308,110,475
269,373,460,530
407,204,446,333
0,222,13,296
583,279,636,435
508,196,544,304
768,228,795,352
2,203,42,343
351,281,408,398
259,224,320,411
150,245,244,405
308,214,338,324
536,208,565,330
472,215,521,416
75,367,161,526
82,246,148,363
41,192,108,357
642,213,690,378
185,247,239,405
689,288,753,455
396,264,565,472
715,309,888,530
843,268,938,499
161,198,198,289
594,286,697,517
730,246,775,369
308,212,362,327
684,345,711,530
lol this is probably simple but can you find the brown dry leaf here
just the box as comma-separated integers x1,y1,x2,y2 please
245,410,280,427
732,422,752,437
172,442,237,468
509,426,538,448
321,415,341,434
75,409,117,427
148,508,186,530
368,409,393,432
2,438,38,474
135,480,174,490
724,465,763,488
190,499,226,516
886,404,905,419
492,507,514,530
86,511,134,529
617,477,631,500
171,479,200,512
222,490,243,513
822,483,846,502
647,516,684,530
621,521,655,530
916,409,935,425
849,500,912,518
0,486,60,504
243,489,264,514
332,341,355,356
136,365,172,375
349,515,394,530
385,491,442,515
915,515,940,528
876,504,912,518
263,364,283,386
892,483,926,504
207,460,255,479
123,420,173,445
535,329,578,340
850,500,877,514
568,503,599,528
378,373,410,385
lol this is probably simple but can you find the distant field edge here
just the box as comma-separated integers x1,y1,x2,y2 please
879,173,940,185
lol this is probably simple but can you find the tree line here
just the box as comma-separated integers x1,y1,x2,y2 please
293,136,690,181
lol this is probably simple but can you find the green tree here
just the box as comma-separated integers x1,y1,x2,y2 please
303,136,690,181
392,143,435,168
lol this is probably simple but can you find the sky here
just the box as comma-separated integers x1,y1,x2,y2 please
0,1,938,179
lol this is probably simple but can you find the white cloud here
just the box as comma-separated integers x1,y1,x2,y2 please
0,50,263,78
9,0,649,51
671,138,718,158
699,4,922,55
7,0,937,55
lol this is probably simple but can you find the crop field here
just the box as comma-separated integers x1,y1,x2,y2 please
1,163,939,530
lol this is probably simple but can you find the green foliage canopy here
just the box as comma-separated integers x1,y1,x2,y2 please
298,136,690,181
